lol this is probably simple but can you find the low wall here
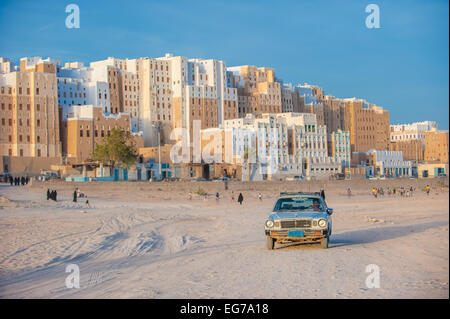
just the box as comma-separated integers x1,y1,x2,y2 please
26,176,448,198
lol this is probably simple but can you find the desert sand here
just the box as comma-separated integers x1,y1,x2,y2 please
0,178,448,298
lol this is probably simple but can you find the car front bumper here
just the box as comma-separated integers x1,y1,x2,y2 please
265,229,328,240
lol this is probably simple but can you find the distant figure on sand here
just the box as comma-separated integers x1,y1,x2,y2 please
372,188,378,198
216,192,220,201
231,191,235,201
47,189,51,200
258,193,262,201
238,193,244,205
73,190,77,203
426,185,430,196
347,188,352,198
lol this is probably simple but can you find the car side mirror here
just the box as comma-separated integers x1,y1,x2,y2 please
327,208,334,215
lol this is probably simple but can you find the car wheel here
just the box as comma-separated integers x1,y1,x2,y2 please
320,236,329,249
266,237,275,250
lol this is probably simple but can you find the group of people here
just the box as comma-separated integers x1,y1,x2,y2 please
73,188,90,207
8,176,29,186
371,185,431,198
231,191,247,205
44,187,90,207
190,190,247,205
47,189,58,201
216,191,246,205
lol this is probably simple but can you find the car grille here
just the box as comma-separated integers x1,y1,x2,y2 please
280,219,312,229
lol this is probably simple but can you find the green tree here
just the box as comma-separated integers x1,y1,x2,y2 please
92,128,138,168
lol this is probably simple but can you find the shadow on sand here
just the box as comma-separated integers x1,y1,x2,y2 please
276,220,447,250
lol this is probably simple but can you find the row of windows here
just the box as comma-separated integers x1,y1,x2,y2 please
2,118,42,127
0,102,52,112
59,92,87,98
7,149,43,157
79,128,131,138
5,135,42,143
1,87,45,95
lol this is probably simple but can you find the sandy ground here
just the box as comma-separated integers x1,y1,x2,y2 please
0,178,448,299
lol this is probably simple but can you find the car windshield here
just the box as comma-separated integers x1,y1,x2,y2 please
273,197,324,212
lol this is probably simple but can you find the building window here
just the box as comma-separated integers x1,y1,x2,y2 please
80,130,83,137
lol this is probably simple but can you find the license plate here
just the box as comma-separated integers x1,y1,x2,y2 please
288,230,304,237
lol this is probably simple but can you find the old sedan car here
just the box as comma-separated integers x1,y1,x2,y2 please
264,192,333,249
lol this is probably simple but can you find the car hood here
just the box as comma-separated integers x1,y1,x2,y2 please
268,211,326,220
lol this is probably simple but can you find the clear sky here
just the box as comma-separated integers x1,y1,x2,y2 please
0,0,448,129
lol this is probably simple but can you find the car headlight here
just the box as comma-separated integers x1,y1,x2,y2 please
318,219,327,228
265,220,274,228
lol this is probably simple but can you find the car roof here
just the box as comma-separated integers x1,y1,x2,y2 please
278,194,323,200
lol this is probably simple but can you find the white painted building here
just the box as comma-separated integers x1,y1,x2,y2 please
369,149,412,177
390,121,438,142
220,112,339,180
330,130,351,168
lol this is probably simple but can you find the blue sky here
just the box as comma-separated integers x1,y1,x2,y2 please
0,0,448,129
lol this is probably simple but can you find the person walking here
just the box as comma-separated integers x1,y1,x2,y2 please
73,190,77,203
216,192,220,201
347,188,352,198
9,176,13,186
426,185,430,196
258,192,262,201
47,189,51,200
238,193,244,205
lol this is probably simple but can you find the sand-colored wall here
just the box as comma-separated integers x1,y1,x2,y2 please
425,131,449,164
1,155,62,174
